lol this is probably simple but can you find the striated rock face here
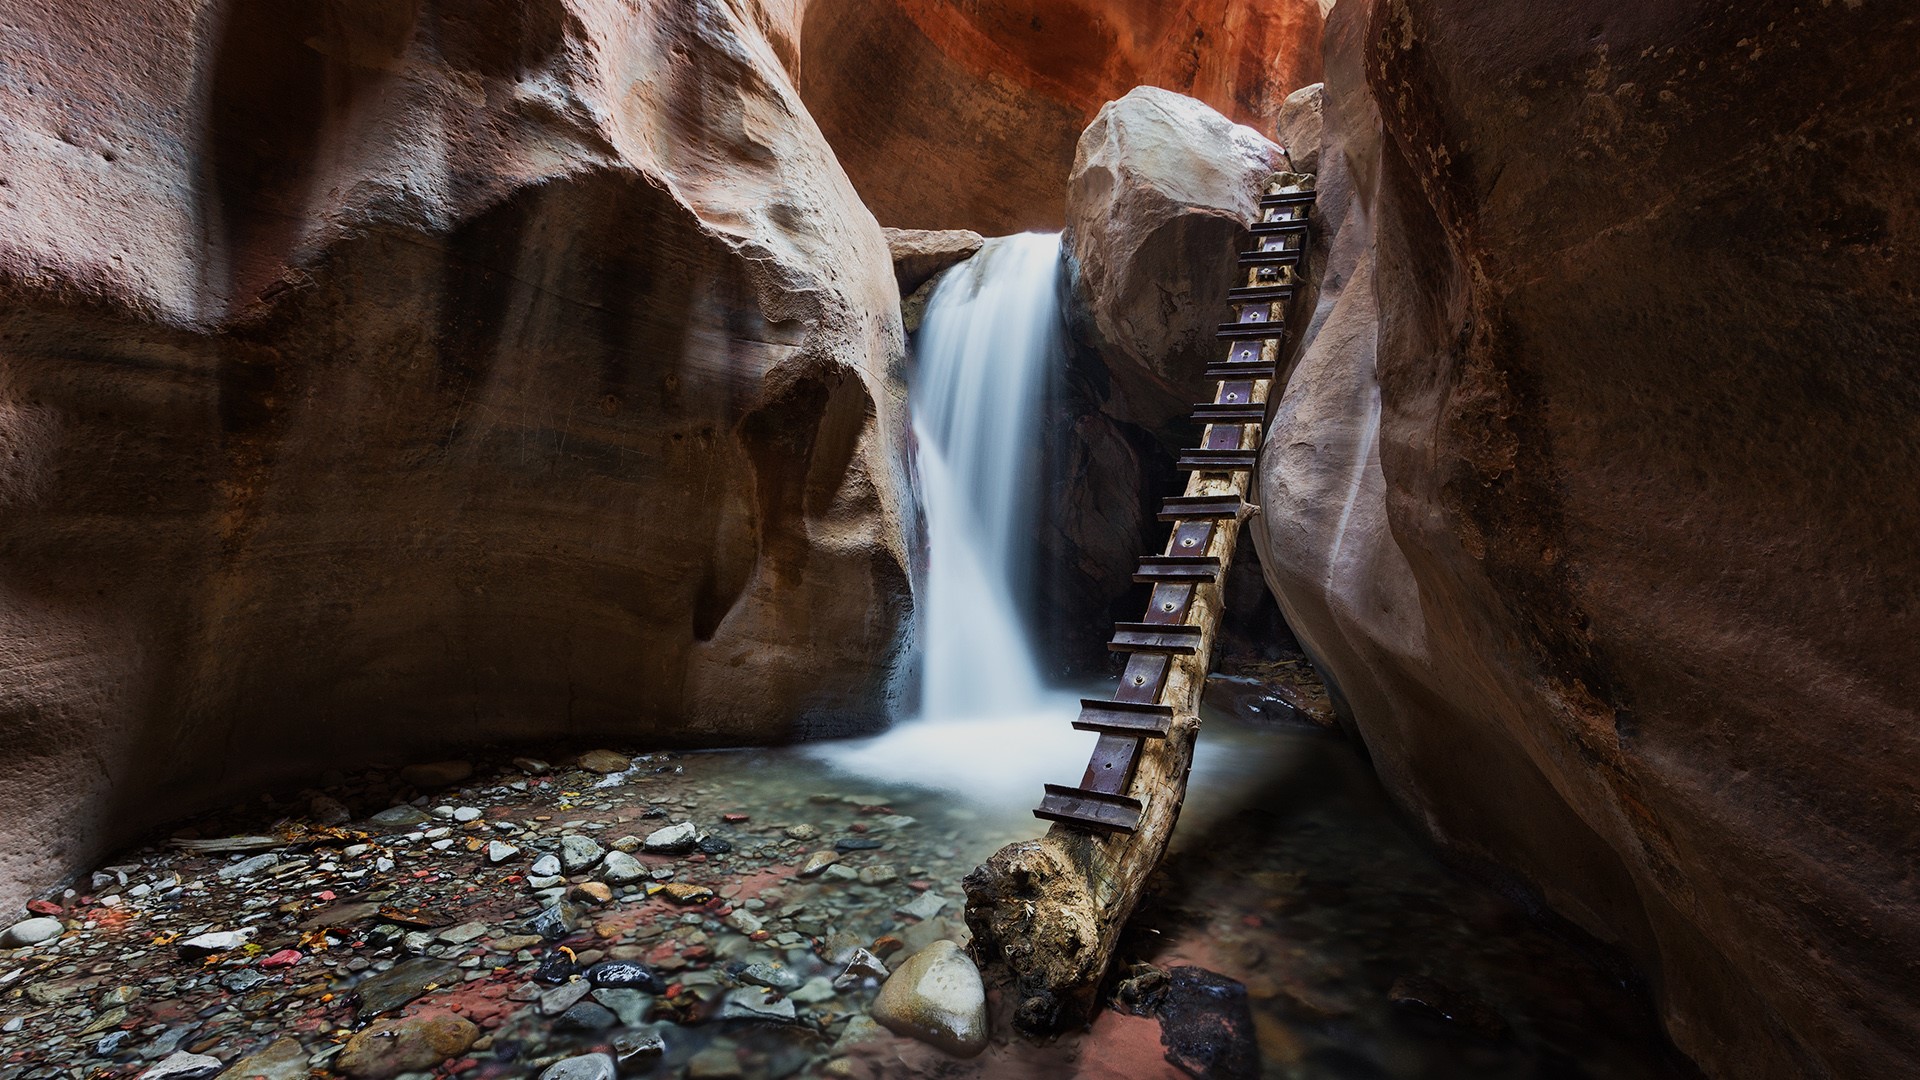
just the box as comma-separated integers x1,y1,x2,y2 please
1257,1,1920,1076
795,0,1324,232
0,0,914,908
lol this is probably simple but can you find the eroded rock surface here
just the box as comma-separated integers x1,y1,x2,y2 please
1256,1,1920,1077
1065,87,1282,439
0,0,914,909
883,229,985,297
796,0,1324,231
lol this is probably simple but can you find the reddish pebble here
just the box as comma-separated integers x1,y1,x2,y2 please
723,813,750,823
665,985,683,999
1242,915,1264,928
316,891,336,902
27,900,61,915
870,936,905,959
849,823,869,834
688,854,707,863
259,949,302,969
907,880,932,892
749,930,771,942
449,1060,479,1074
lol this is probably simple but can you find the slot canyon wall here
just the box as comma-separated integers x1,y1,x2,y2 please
796,0,1324,232
0,0,924,910
1256,1,1920,1077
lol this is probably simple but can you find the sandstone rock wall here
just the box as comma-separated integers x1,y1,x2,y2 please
794,0,1324,232
0,0,914,909
1256,1,1920,1076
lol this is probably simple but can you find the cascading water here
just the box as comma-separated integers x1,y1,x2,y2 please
912,233,1060,717
810,233,1090,804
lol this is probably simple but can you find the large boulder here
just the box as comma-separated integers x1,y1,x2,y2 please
793,0,1324,231
1256,1,1920,1077
883,228,985,296
1027,89,1279,673
0,0,913,908
1064,87,1282,440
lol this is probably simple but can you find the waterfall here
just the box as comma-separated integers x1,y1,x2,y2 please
809,233,1090,806
912,233,1060,718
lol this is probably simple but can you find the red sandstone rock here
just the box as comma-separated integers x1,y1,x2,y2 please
794,0,1324,231
1255,2,1920,1077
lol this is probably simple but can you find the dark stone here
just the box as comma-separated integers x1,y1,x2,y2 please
534,951,579,985
613,1030,666,1066
1157,967,1258,1080
696,837,733,855
587,961,665,993
554,1001,618,1032
833,838,883,853
526,901,582,942
353,958,462,1017
220,970,268,994
1388,975,1511,1042
92,1031,130,1057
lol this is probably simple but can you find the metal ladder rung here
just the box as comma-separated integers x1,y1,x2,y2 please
1033,784,1144,834
1202,363,1277,380
1226,284,1298,303
1216,323,1286,341
1178,448,1259,472
1108,622,1203,655
1073,700,1174,738
1191,402,1267,423
1133,555,1222,583
1157,494,1244,521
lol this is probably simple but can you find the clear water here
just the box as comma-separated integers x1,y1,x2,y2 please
810,234,1089,800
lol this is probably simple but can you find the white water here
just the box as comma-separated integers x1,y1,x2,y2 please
810,234,1090,804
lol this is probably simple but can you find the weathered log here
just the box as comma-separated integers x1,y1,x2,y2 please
962,174,1310,1033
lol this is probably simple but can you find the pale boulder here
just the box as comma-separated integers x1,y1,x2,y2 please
870,939,988,1057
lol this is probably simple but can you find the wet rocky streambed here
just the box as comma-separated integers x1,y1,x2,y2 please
0,701,1698,1080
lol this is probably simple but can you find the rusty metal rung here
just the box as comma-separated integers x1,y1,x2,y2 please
1203,363,1277,379
1226,284,1298,303
1073,699,1174,738
1191,402,1267,423
1239,249,1303,266
1033,784,1144,834
1178,448,1258,472
1133,555,1221,583
1260,190,1317,207
1108,622,1203,654
1250,219,1310,235
1157,494,1243,521
1215,323,1286,341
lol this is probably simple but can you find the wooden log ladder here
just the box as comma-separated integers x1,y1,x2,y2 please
962,175,1318,1034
